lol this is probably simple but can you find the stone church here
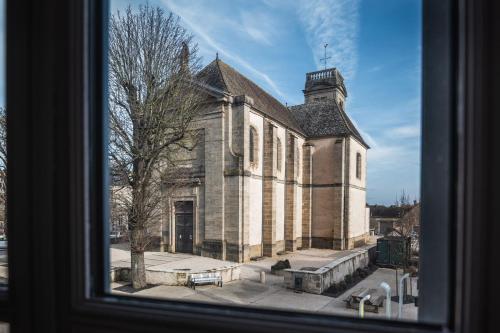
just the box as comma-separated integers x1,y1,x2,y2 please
160,58,370,263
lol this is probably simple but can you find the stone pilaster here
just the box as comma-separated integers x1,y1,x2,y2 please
285,132,296,251
301,144,313,248
262,121,277,257
201,111,226,259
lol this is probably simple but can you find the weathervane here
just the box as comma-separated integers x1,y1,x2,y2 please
320,43,331,70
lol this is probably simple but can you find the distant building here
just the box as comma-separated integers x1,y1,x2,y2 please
369,203,420,236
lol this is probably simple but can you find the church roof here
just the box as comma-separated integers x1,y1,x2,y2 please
289,100,369,148
197,59,305,135
197,58,368,147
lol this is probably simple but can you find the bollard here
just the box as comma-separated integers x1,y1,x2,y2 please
260,271,266,284
380,282,391,319
359,294,371,318
398,273,410,319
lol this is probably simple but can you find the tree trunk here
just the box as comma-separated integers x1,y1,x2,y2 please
131,249,147,289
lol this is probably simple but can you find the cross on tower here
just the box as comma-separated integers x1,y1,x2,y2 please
320,43,331,70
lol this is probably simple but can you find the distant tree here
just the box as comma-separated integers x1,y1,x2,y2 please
396,204,420,238
394,189,411,214
109,4,204,289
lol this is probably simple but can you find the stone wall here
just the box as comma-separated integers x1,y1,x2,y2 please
262,120,277,256
285,132,297,251
309,137,345,249
345,136,369,246
161,93,368,263
301,144,313,248
283,244,376,294
201,103,226,259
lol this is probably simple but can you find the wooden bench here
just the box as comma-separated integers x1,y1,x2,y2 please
344,288,385,313
188,272,223,289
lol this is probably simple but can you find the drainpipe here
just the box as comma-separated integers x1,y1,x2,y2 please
380,282,391,319
359,294,371,318
398,273,410,319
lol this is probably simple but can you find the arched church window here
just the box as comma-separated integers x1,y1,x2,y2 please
249,126,258,165
356,152,362,179
276,138,282,171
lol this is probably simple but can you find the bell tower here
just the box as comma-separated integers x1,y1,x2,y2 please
303,68,347,107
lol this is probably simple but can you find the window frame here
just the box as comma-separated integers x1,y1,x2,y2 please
3,0,499,332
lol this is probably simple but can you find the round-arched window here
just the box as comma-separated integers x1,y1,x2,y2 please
249,126,259,165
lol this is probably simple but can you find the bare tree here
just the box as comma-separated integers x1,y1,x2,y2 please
0,107,6,236
109,4,204,289
396,204,420,238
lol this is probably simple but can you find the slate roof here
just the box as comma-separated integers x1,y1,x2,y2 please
289,100,369,148
197,58,368,147
197,59,305,135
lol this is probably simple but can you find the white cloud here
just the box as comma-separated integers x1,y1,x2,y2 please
240,11,278,46
296,0,360,80
368,65,383,73
161,0,289,101
389,124,421,138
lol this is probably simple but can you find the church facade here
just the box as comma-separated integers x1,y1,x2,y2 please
160,58,370,263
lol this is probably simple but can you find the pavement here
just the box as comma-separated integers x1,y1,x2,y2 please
110,243,240,278
111,243,418,321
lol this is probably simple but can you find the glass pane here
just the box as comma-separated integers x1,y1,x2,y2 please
107,0,422,322
0,0,6,285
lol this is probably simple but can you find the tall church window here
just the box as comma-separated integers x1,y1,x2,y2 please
276,137,282,171
249,126,258,165
356,152,362,179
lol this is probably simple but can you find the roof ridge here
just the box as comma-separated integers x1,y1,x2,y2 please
218,60,285,107
334,100,368,147
215,59,305,135
215,59,228,92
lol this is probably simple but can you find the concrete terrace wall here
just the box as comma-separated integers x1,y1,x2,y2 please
283,244,376,294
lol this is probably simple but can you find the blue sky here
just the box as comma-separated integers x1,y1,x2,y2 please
121,0,421,205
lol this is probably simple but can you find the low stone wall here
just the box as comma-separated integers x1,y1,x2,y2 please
111,264,241,286
283,245,376,294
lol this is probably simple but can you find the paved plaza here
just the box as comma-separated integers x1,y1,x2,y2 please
110,244,418,321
